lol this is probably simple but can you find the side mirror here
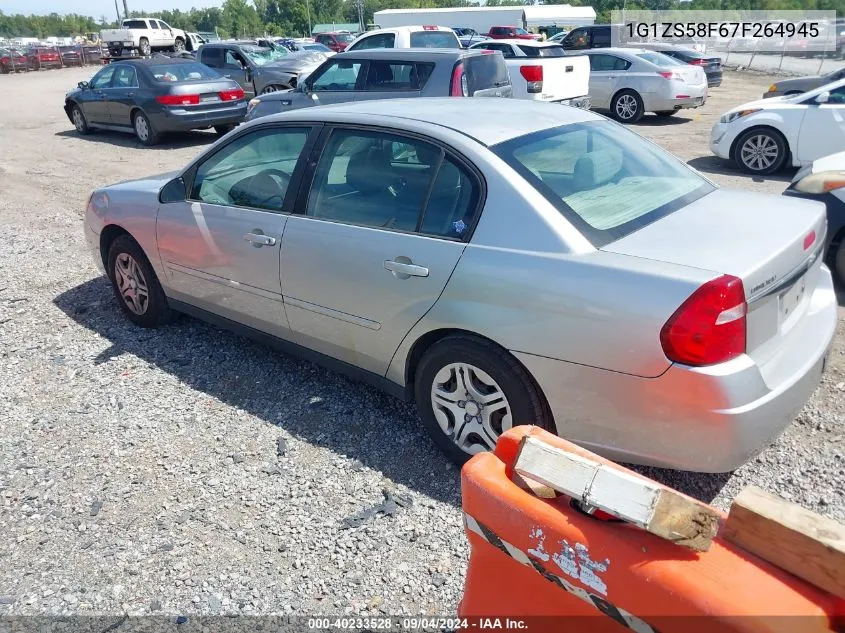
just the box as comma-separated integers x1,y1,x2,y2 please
160,177,187,204
78,81,89,89
815,91,830,104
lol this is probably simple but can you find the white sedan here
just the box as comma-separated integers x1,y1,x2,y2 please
711,77,845,175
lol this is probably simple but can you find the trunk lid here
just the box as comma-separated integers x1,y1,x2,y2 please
602,189,827,362
510,54,589,101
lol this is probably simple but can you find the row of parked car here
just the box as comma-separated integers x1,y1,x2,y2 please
1,44,105,73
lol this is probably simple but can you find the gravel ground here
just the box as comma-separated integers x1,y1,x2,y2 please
0,66,843,617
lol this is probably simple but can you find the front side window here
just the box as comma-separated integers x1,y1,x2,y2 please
112,65,138,88
150,21,162,29
493,121,713,246
310,60,362,91
306,129,478,237
563,29,588,48
191,128,310,212
90,65,116,89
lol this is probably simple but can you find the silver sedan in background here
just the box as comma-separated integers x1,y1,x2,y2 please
582,47,708,122
82,99,836,472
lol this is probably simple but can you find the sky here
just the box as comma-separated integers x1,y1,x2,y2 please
2,0,225,19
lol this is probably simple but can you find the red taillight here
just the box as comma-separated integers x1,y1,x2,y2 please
219,88,244,101
803,230,816,251
450,62,465,96
658,71,675,79
519,65,543,82
688,58,707,66
423,25,437,30
156,94,200,106
660,275,747,366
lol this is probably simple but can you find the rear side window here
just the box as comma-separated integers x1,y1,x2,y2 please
350,33,395,50
465,54,510,93
122,20,147,29
592,27,611,47
409,31,460,48
492,121,713,246
636,52,684,67
364,61,434,90
589,54,630,71
148,62,221,82
518,45,565,57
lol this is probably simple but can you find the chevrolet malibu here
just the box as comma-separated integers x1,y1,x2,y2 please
83,99,837,472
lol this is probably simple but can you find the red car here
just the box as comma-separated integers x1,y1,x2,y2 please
28,47,62,70
313,32,356,52
0,48,28,73
486,26,541,40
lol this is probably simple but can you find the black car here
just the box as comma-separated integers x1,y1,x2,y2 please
559,24,620,50
634,43,722,87
783,154,845,284
58,45,84,67
64,58,247,146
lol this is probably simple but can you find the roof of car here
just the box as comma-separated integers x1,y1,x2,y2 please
114,56,199,66
584,47,647,55
483,39,561,47
335,48,481,60
257,98,600,146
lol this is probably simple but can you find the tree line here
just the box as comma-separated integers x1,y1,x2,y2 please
1,0,843,40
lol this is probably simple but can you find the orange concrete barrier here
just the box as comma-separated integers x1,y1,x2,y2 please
459,426,845,633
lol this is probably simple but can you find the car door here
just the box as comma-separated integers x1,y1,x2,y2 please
81,64,117,124
278,127,480,375
105,64,139,127
305,58,365,106
156,125,316,338
158,21,176,47
586,53,619,108
358,60,426,101
222,48,255,97
795,85,845,164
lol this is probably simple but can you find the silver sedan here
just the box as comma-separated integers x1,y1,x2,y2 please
83,99,837,472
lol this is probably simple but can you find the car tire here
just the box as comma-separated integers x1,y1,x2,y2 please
733,127,788,175
70,105,90,135
133,110,160,146
107,235,176,328
654,110,678,118
173,38,184,52
414,335,553,466
214,124,236,136
834,241,845,287
610,89,644,123
139,38,151,57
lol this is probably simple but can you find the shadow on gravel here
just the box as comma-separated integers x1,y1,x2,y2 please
54,277,462,506
54,129,217,150
686,155,796,184
630,114,693,127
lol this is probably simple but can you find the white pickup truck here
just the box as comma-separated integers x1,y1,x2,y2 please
101,18,187,58
469,40,590,108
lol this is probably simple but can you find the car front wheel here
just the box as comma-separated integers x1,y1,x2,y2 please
414,335,553,465
733,128,787,174
611,90,644,123
71,105,89,135
107,235,176,328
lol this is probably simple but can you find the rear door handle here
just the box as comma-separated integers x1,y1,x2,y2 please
384,259,429,278
244,232,276,247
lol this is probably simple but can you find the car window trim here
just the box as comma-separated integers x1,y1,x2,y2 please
292,123,486,243
181,123,323,215
361,60,430,92
309,59,368,92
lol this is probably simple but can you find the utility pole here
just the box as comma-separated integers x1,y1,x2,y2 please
123,0,130,19
305,0,312,37
114,0,121,21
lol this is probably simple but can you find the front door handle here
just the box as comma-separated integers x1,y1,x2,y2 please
244,232,276,247
384,259,429,278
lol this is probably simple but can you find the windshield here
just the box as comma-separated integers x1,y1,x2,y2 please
409,31,460,48
514,28,530,35
149,62,222,82
636,52,685,67
242,46,289,65
492,121,713,246
335,33,355,43
305,43,331,52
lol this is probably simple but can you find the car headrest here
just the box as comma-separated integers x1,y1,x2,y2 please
573,148,623,191
346,147,392,193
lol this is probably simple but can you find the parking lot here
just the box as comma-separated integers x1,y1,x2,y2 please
0,65,843,616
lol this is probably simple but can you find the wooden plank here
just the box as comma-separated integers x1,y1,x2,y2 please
723,486,845,599
514,436,719,552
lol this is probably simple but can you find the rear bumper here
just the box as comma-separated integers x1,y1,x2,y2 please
706,71,723,87
515,267,838,472
650,93,707,111
152,102,248,132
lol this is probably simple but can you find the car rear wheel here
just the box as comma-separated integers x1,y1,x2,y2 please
107,235,176,328
733,128,787,175
139,38,151,57
414,335,553,466
834,242,845,286
71,105,90,135
133,111,160,146
654,110,678,117
611,90,644,123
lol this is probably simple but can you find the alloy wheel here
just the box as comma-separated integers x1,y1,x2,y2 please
615,94,638,120
72,108,85,132
113,253,149,315
134,115,149,142
430,362,512,455
740,134,779,172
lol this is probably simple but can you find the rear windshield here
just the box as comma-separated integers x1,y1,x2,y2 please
148,62,221,82
465,53,510,94
122,20,148,29
409,31,460,48
636,52,684,67
518,45,565,57
492,121,713,246
335,33,355,43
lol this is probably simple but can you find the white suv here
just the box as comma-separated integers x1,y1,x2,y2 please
346,26,460,51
